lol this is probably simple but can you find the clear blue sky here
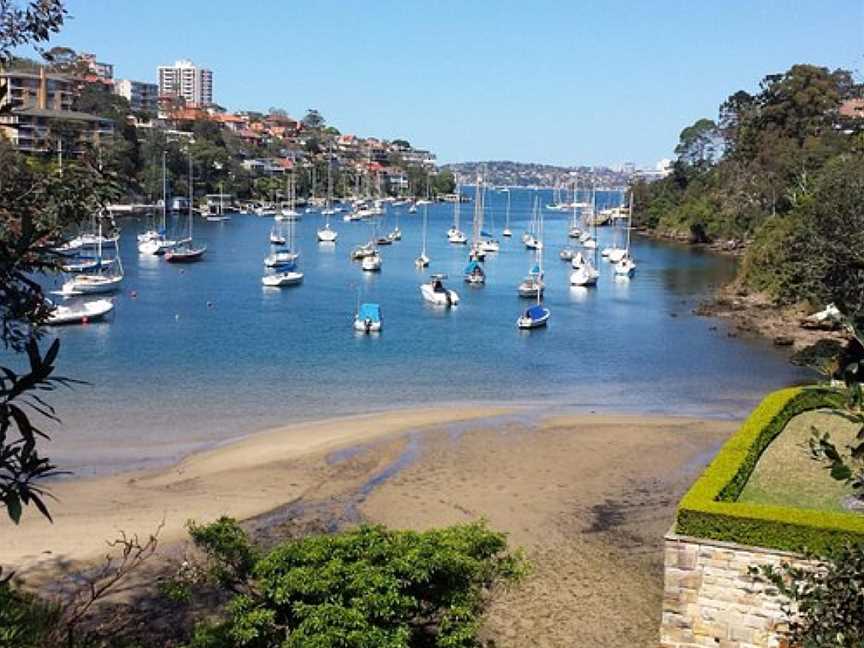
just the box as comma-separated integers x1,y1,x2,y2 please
26,0,864,167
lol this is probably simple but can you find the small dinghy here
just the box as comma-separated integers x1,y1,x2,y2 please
420,274,459,306
46,298,114,325
261,270,304,287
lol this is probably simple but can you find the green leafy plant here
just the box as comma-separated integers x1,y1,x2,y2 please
174,517,526,648
750,543,864,647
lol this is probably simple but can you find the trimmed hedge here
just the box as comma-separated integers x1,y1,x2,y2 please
676,386,864,554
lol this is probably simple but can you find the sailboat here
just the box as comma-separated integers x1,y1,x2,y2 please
518,204,544,297
276,173,300,221
420,273,459,306
614,191,637,277
270,222,287,245
447,183,468,244
317,156,338,242
516,282,550,329
205,182,232,222
265,213,300,267
60,216,124,294
523,196,543,250
477,183,499,252
567,182,582,239
468,179,491,262
579,180,598,249
139,152,178,255
415,204,430,268
502,189,512,237
165,154,207,262
570,190,600,287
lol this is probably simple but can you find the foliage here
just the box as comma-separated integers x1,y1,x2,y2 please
177,518,525,648
675,387,864,553
0,578,62,648
301,109,325,130
0,0,66,63
751,543,864,647
634,63,862,311
805,312,864,501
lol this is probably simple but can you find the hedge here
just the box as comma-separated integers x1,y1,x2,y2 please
675,386,864,554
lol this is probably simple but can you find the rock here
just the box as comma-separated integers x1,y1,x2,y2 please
773,336,795,347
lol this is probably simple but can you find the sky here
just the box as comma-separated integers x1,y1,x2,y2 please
23,0,864,168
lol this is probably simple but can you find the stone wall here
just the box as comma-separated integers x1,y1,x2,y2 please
660,531,814,648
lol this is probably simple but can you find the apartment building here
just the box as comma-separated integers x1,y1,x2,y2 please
114,78,159,114
0,67,113,153
157,59,213,107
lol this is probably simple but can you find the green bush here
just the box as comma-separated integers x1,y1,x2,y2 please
676,387,864,553
183,518,526,648
0,580,61,648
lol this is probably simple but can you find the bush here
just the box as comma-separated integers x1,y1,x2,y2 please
0,580,60,648
676,387,864,553
182,518,526,648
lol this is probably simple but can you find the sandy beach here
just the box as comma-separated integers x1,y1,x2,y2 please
1,407,737,647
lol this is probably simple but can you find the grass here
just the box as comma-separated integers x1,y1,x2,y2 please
738,410,857,512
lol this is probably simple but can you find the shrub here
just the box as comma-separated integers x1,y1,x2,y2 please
181,518,526,648
676,388,864,553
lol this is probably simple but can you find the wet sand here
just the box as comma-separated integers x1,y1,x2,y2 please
1,408,736,647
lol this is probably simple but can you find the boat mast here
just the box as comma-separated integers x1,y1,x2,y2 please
505,189,511,229
161,150,167,230
188,152,194,241
626,190,633,253
421,204,427,256
454,182,461,230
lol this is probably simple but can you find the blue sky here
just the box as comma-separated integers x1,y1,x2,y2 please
26,0,864,167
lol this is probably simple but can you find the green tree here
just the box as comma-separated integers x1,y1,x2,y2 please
178,518,525,648
674,118,720,167
301,108,325,129
0,0,66,62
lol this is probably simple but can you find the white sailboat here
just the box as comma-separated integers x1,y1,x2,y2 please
518,202,544,297
568,181,582,239
60,217,124,295
317,156,338,242
165,154,207,262
139,152,178,255
614,191,637,277
276,173,300,221
523,196,543,250
447,183,468,244
415,204,430,268
265,214,300,267
469,179,491,263
502,189,512,237
570,191,600,287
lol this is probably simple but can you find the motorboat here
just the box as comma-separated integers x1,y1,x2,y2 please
420,274,459,306
354,303,382,333
516,303,550,329
46,298,114,325
559,248,574,261
261,270,304,287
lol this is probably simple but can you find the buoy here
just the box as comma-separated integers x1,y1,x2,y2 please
82,316,89,324
175,314,180,320
130,290,137,298
207,301,213,308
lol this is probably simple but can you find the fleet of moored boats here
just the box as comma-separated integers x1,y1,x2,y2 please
46,178,638,332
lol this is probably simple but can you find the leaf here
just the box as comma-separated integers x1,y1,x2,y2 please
4,494,22,525
829,463,853,482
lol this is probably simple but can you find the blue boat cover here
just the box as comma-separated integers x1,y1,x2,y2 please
464,260,484,274
481,230,492,237
527,305,547,319
358,303,381,321
529,264,541,275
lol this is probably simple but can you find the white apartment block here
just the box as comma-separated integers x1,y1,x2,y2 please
114,79,159,114
157,59,213,107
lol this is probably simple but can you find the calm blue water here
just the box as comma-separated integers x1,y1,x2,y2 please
13,188,810,475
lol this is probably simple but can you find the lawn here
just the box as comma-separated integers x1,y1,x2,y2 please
738,409,858,512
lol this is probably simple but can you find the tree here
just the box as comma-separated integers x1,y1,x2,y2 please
301,108,325,129
175,518,525,648
0,136,120,524
674,118,720,167
0,0,66,62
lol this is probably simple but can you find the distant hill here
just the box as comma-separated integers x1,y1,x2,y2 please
441,161,632,189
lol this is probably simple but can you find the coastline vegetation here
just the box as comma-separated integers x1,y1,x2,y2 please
632,64,864,314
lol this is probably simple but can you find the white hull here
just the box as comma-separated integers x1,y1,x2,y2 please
353,318,382,333
60,274,123,295
262,271,304,287
448,231,468,244
264,251,300,268
415,254,430,268
420,283,459,306
608,248,627,263
517,310,550,329
615,258,636,277
479,239,499,252
47,298,114,325
570,266,599,286
361,254,382,271
502,228,512,237
317,227,338,242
